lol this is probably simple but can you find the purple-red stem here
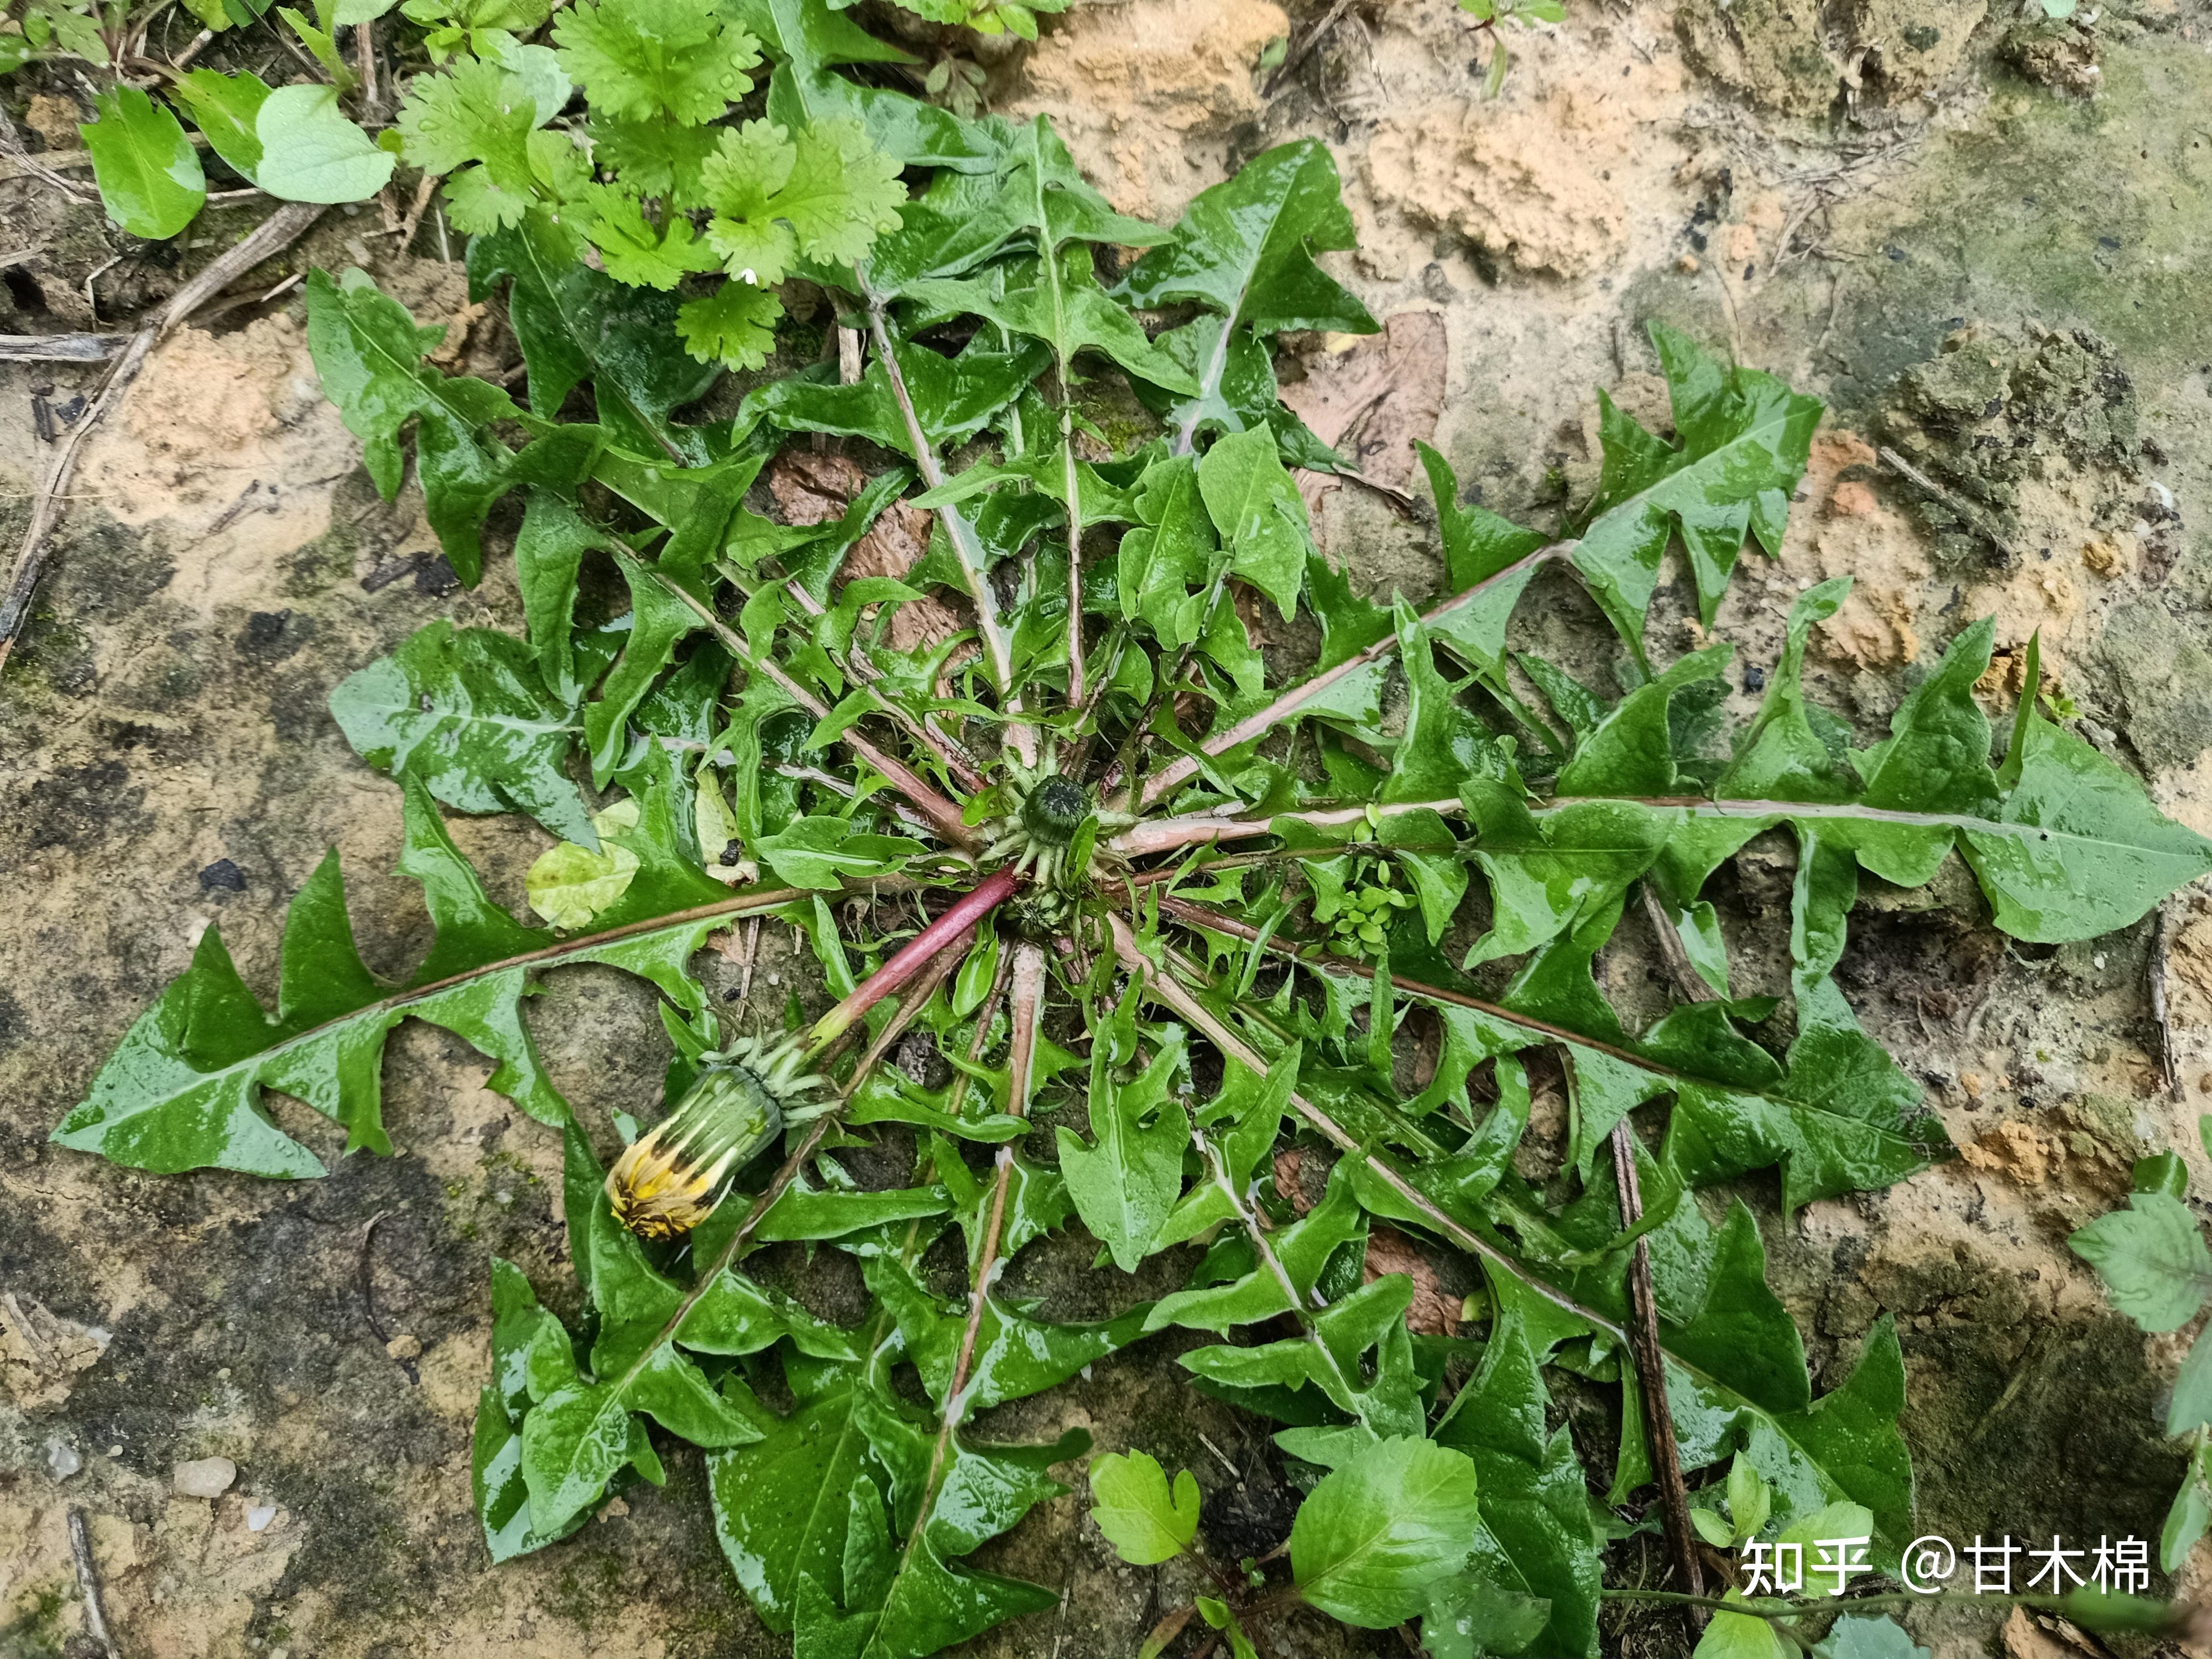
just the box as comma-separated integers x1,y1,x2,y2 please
805,870,1021,1055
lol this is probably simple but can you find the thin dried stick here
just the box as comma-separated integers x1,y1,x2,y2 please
0,335,133,362
1264,0,1360,93
354,17,378,113
1,201,325,674
1600,1066,1706,1622
393,171,439,256
2153,890,2198,1105
0,102,94,201
1877,445,2019,564
67,1507,122,1659
1640,881,1717,1007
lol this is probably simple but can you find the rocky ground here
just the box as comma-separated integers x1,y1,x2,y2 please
5,1,2212,1655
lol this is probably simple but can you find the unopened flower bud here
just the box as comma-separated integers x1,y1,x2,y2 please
606,1062,783,1240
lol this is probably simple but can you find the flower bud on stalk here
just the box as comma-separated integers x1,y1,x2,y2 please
606,1059,788,1240
605,868,1022,1240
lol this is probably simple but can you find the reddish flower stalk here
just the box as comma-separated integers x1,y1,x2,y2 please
801,869,1022,1057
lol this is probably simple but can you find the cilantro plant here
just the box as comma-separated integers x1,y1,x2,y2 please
11,0,398,237
50,2,2212,1653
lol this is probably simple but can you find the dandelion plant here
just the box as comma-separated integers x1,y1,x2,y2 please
51,2,2212,1653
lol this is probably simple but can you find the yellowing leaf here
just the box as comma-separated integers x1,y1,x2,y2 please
526,801,642,927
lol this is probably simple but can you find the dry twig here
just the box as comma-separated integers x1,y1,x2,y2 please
1615,883,1715,1625
0,334,132,362
1878,445,2019,564
1265,0,1361,95
1607,1107,1708,1625
2152,890,2199,1105
0,201,326,674
67,1506,122,1659
0,102,95,201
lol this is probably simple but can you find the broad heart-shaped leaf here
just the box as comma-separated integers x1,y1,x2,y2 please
1290,1436,1483,1629
329,619,596,846
2071,1192,2212,1333
52,775,774,1177
1569,323,1820,655
1434,1305,1602,1658
82,85,205,239
306,267,575,584
251,84,395,202
1088,1449,1201,1565
469,211,721,465
1056,995,1190,1271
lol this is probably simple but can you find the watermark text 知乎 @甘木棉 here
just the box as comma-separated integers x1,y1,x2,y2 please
1741,1534,2154,1598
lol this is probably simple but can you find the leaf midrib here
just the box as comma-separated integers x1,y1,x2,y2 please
1168,176,1308,456
95,888,801,1117
1154,898,1933,1154
512,225,696,467
1123,924,1895,1551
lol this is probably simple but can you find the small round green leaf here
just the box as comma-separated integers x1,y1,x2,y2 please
2070,1192,2212,1333
1088,1449,1200,1566
253,84,398,202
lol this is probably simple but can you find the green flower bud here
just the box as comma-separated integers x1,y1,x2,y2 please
1020,773,1093,846
606,1062,782,1240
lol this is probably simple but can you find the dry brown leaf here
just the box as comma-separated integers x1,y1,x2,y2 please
1276,311,1448,533
1364,1228,1459,1336
768,451,868,527
763,452,964,655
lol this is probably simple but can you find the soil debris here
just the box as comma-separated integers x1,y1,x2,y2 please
1365,84,1642,279
1276,310,1447,524
1011,0,1289,222
0,1294,109,1410
1880,321,2145,573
